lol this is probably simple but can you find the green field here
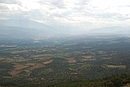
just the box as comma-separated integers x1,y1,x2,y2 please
0,37,130,86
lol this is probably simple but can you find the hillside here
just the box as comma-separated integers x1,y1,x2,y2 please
0,36,130,87
0,74,130,87
0,20,60,38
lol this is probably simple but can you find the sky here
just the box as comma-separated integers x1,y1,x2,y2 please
0,0,130,30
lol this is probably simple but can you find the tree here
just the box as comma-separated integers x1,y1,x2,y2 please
111,77,122,87
106,81,115,87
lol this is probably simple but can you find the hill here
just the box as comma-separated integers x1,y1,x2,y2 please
0,19,60,38
88,26,130,36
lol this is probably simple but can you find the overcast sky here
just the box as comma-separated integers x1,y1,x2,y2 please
0,0,130,30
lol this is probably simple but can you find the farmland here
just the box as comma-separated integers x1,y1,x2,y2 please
0,36,130,85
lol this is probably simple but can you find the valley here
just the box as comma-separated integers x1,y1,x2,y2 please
0,36,130,86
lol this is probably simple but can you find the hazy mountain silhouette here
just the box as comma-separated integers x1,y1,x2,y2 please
0,19,130,39
89,26,130,36
0,19,53,29
0,19,61,38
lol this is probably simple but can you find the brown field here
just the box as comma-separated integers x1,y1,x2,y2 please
29,63,44,70
5,58,29,63
9,70,22,76
4,58,15,62
43,60,53,64
25,63,36,66
82,56,94,59
81,59,96,62
106,65,126,69
26,78,34,81
66,58,76,63
9,64,29,76
9,63,45,76
31,54,52,58
14,64,29,70
24,70,30,72
0,57,5,61
101,57,111,60
11,50,29,54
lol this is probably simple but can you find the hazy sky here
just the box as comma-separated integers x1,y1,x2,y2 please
0,0,130,29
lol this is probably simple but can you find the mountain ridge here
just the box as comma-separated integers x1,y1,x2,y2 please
0,19,130,39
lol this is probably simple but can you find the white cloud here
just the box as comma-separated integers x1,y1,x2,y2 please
0,0,130,29
0,0,21,5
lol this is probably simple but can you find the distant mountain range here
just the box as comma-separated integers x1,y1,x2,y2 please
0,19,53,29
89,26,130,35
0,19,129,39
0,19,61,38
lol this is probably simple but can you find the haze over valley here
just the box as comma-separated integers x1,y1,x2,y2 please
0,0,130,39
0,0,130,87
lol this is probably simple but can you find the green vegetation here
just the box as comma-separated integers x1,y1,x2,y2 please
42,68,53,74
1,74,130,87
0,37,130,86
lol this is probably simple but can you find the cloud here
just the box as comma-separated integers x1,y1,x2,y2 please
0,0,130,29
0,0,21,5
38,0,65,8
0,4,9,11
78,0,90,5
